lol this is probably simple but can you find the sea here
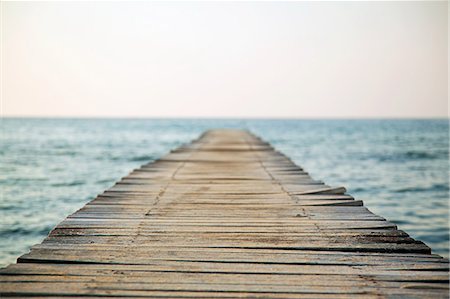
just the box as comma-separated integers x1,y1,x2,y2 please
0,118,448,267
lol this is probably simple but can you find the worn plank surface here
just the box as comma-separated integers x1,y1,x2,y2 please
1,129,448,298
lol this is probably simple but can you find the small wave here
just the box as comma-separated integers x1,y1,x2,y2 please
0,226,53,237
104,156,122,161
129,155,154,162
373,150,445,163
0,177,48,184
420,233,450,243
0,205,17,211
391,219,411,225
96,179,114,184
402,151,440,160
51,180,85,187
394,184,449,193
54,151,78,156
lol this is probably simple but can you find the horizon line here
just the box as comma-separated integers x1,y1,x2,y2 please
1,115,449,120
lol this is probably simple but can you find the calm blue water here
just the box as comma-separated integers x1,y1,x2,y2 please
0,119,448,266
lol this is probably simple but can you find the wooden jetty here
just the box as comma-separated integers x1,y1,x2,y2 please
0,129,448,298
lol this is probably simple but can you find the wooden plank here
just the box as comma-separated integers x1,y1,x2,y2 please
0,129,448,298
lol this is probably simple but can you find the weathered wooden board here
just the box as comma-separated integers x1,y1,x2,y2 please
0,129,448,298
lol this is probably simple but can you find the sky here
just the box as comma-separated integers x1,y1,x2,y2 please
1,1,448,118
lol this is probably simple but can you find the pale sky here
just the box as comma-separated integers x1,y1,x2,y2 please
1,1,448,118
